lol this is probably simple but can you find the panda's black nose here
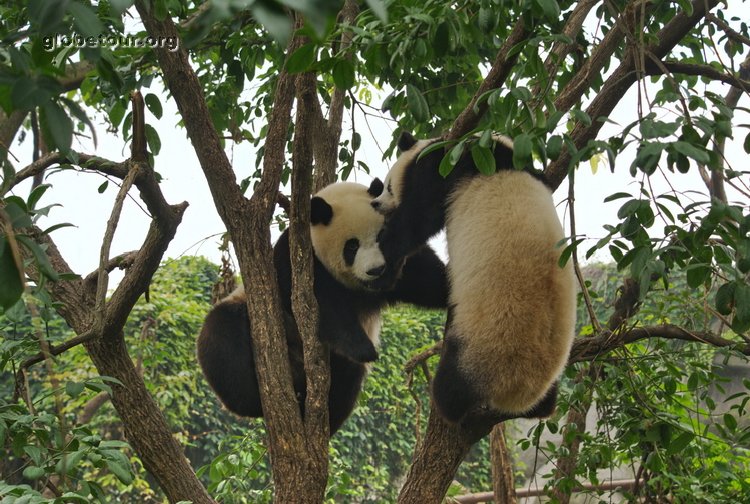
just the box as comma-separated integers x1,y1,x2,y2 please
371,200,381,210
367,265,386,277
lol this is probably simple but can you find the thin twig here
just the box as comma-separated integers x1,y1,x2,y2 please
94,165,138,326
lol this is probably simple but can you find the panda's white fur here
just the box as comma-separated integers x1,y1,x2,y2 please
445,173,576,414
310,182,386,291
373,132,576,422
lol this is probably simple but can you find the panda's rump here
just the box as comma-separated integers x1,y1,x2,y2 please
445,172,574,413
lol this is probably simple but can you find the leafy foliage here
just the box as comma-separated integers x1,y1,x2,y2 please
2,0,750,501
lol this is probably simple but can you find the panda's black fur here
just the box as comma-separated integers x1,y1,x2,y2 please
371,133,576,426
371,133,547,282
197,180,447,434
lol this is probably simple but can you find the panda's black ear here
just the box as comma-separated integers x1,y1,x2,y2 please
368,178,384,197
310,196,333,225
397,131,417,152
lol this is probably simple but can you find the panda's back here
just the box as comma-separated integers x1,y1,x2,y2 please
445,171,576,413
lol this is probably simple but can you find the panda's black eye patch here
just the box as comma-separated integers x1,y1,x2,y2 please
343,238,359,266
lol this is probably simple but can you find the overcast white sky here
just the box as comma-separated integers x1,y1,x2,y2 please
6,8,748,285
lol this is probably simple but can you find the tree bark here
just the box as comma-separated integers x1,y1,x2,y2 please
490,424,517,504
545,0,722,190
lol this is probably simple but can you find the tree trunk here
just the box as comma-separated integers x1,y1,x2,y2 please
399,404,472,503
491,424,516,504
86,334,214,503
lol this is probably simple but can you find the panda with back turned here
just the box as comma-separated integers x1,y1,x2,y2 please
197,180,447,434
371,132,576,425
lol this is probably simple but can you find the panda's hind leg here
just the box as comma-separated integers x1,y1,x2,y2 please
520,381,559,419
431,313,481,424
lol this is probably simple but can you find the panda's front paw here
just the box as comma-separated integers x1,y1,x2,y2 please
330,334,379,363
348,340,379,363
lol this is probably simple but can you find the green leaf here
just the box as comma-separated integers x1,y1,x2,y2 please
735,282,750,323
535,0,560,19
406,84,429,122
744,131,750,154
478,130,493,148
364,0,388,23
686,263,710,288
11,77,45,110
67,2,104,38
332,59,355,90
144,93,163,120
471,144,496,175
715,282,735,315
547,135,562,161
285,44,316,73
724,413,737,431
98,181,109,193
16,235,58,281
22,466,46,480
144,124,162,156
0,237,24,310
673,141,710,164
433,22,450,57
106,459,134,485
604,192,633,203
512,133,532,170
477,7,496,32
617,199,641,219
27,0,67,34
40,101,73,154
666,431,694,455
438,152,456,178
252,2,292,44
570,108,591,127
66,381,85,398
56,450,86,475
27,183,50,210
109,101,126,128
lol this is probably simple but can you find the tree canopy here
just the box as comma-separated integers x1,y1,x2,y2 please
1,0,750,502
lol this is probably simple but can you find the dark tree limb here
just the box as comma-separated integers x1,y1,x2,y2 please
533,0,599,101
291,69,330,491
134,1,350,499
446,20,532,141
644,59,750,90
545,0,722,190
553,0,650,116
490,424,517,504
706,12,750,48
313,0,359,192
570,323,750,363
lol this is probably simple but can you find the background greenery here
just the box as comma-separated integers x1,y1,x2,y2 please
2,256,749,502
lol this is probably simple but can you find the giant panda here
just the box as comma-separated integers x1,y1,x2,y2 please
370,132,576,425
197,180,448,434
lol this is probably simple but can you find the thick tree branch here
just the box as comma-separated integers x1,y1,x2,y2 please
706,12,750,48
547,0,598,72
644,59,750,90
553,0,643,116
446,20,532,140
545,0,722,190
134,1,244,220
313,0,359,192
569,323,750,363
291,70,330,494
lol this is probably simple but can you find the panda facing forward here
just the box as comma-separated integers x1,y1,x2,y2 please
197,180,447,434
371,133,576,425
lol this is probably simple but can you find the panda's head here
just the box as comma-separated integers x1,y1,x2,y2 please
370,132,438,215
310,179,387,291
